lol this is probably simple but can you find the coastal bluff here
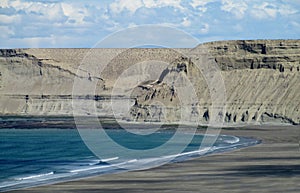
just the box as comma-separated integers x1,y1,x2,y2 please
0,40,299,125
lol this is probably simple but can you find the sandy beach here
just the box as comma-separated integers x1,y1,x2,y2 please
8,125,300,193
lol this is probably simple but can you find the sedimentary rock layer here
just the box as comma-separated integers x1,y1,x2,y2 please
0,40,299,125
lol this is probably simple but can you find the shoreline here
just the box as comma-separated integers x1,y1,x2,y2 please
1,134,260,192
7,124,300,192
0,115,297,130
0,127,260,192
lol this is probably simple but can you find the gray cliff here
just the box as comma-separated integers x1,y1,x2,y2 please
0,40,299,125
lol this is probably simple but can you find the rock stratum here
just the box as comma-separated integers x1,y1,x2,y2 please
0,40,299,125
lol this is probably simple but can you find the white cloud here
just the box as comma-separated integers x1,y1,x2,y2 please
0,26,14,38
143,0,183,9
277,4,297,16
190,0,215,9
44,4,65,22
199,23,209,34
109,0,184,14
9,0,31,10
251,3,273,19
143,0,161,7
221,0,248,19
0,14,21,24
110,0,143,14
251,2,297,19
3,0,67,23
61,3,88,25
25,3,66,22
0,0,9,8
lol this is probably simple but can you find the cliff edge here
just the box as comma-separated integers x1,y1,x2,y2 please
0,40,299,125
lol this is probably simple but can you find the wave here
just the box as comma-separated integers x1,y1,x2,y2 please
162,147,211,159
0,172,73,192
69,164,111,173
15,172,54,181
0,135,260,192
222,135,240,144
69,158,135,173
100,157,119,163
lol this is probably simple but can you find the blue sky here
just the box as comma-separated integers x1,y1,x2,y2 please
0,0,299,48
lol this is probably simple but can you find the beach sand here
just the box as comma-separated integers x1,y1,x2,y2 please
10,125,300,193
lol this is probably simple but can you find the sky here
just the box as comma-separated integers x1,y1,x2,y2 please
0,0,299,48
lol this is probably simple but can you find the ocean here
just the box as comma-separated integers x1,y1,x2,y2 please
0,126,260,192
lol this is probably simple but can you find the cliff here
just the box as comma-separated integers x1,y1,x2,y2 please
0,40,299,125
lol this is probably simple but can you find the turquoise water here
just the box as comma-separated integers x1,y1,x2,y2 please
0,128,259,192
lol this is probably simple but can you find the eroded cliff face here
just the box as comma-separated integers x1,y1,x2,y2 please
129,40,300,125
0,40,299,125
